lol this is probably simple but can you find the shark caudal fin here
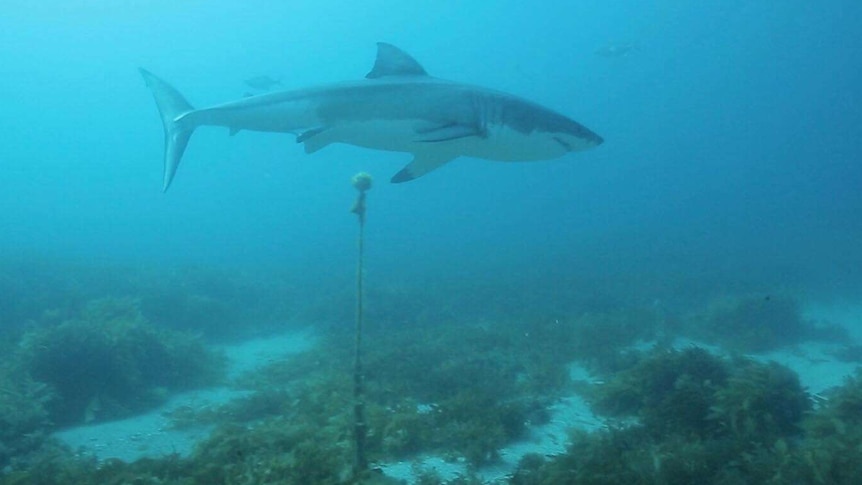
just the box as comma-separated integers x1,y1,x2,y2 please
139,69,196,192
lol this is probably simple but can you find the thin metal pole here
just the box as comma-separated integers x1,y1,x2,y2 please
350,173,372,480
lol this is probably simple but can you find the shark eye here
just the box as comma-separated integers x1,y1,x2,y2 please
553,136,572,150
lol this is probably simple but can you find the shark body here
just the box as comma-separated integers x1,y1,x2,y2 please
140,43,603,191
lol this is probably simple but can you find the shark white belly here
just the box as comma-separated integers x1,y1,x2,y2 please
140,43,603,191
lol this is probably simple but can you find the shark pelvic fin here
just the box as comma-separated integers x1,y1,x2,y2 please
366,42,428,79
391,152,454,183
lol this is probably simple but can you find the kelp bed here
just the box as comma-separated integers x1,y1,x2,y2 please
1,263,861,484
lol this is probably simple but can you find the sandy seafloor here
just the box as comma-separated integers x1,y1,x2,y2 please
54,332,317,463
53,302,862,484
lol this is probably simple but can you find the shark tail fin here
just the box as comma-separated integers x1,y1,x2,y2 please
139,68,196,192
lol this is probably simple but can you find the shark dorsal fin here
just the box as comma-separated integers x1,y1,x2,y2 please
366,42,428,79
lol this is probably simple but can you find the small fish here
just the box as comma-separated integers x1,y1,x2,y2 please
595,42,637,58
244,75,282,90
84,395,102,423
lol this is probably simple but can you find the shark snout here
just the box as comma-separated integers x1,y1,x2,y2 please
555,129,603,153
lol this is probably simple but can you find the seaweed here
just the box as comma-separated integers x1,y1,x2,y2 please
16,297,225,426
378,404,433,457
188,421,351,484
0,364,54,468
591,347,730,438
10,259,861,484
786,370,862,484
708,359,811,442
518,346,821,484
690,294,845,352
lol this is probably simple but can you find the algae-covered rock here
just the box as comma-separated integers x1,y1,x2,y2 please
0,363,53,468
691,294,845,352
710,359,811,442
785,370,862,484
531,347,814,484
17,297,225,426
591,347,730,438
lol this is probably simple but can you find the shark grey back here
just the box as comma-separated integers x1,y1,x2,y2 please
140,43,602,191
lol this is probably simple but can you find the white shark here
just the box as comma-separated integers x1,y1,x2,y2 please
140,43,603,191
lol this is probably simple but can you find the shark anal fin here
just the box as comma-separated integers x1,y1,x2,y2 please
391,152,454,183
297,127,331,154
414,122,484,143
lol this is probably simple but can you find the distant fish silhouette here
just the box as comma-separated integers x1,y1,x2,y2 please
595,42,637,58
244,75,282,90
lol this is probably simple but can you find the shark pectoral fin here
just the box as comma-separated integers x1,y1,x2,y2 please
296,127,332,154
414,122,484,143
391,152,455,183
229,127,241,136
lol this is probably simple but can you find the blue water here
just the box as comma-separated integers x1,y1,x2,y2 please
1,0,860,298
